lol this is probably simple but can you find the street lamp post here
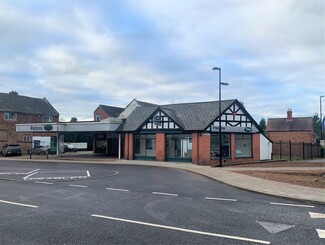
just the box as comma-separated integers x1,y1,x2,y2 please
321,95,324,140
212,67,229,167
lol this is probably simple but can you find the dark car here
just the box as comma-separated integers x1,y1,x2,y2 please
1,144,22,157
27,145,49,155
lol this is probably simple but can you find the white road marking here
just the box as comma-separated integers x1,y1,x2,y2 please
256,221,295,233
309,212,325,219
26,169,40,175
26,175,88,181
0,168,40,175
23,171,38,180
316,229,325,239
270,202,314,208
205,197,237,202
69,184,88,188
0,199,38,208
86,170,90,177
91,214,270,244
34,181,53,185
152,192,178,197
105,187,129,192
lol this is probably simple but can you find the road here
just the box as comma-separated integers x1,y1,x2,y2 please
0,159,324,244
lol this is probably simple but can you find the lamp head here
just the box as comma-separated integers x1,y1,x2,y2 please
212,67,221,71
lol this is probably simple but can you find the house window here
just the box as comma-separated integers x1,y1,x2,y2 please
23,135,31,143
235,134,252,158
95,114,101,122
43,115,53,122
4,112,17,121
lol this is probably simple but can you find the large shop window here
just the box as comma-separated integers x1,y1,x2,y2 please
166,134,192,161
235,134,252,158
134,135,156,158
210,134,231,159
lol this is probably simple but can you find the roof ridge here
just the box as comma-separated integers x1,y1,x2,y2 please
0,91,44,101
161,99,236,106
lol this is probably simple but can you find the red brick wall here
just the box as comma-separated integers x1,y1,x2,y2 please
124,133,129,159
191,132,263,165
201,133,211,165
0,112,59,150
123,133,134,160
192,133,199,164
94,107,109,121
122,132,264,164
253,133,260,161
156,133,165,161
267,131,314,143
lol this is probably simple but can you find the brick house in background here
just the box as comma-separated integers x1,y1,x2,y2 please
266,109,315,143
0,91,59,152
93,104,124,122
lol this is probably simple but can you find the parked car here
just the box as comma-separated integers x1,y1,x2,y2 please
1,144,22,157
27,145,49,155
63,144,77,152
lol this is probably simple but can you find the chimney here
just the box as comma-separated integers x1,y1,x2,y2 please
9,91,18,95
287,109,292,121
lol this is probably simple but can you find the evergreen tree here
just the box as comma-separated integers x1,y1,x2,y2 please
313,113,321,138
70,117,78,122
259,118,266,135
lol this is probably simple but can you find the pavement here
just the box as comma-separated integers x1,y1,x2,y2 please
2,153,325,204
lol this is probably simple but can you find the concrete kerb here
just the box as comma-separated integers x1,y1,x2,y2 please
0,157,324,204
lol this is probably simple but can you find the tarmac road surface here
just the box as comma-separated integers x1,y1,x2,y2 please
0,159,324,244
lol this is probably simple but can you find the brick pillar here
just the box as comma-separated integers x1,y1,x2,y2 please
192,133,199,164
199,133,211,165
253,134,260,161
156,133,165,161
128,133,134,160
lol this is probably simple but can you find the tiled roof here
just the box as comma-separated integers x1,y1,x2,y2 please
98,105,124,117
0,92,59,116
136,100,157,107
122,99,236,131
266,117,313,132
122,106,158,131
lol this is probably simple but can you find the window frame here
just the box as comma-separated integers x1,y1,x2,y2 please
43,115,53,122
4,112,17,121
234,134,253,158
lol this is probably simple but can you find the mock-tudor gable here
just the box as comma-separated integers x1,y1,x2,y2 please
206,100,262,134
140,108,183,131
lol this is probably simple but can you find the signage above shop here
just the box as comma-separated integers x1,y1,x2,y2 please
244,127,253,132
210,125,257,133
44,124,53,131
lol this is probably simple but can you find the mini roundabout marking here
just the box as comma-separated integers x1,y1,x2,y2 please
0,169,119,182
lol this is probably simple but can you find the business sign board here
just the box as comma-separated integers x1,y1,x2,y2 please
210,125,257,133
17,124,58,132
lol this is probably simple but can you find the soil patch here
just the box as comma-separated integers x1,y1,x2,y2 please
225,161,325,168
237,170,325,189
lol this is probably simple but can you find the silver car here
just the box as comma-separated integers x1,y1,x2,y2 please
1,144,22,156
28,145,49,155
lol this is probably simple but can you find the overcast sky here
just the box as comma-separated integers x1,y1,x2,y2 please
0,0,324,122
